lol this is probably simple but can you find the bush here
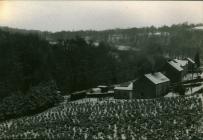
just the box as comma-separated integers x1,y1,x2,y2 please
0,81,63,122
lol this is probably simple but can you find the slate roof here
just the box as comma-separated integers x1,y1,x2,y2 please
145,72,170,85
168,61,184,72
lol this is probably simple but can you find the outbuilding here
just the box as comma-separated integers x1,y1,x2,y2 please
114,82,133,99
134,72,170,99
174,59,188,75
165,60,184,83
186,57,195,72
86,87,114,98
70,90,87,101
97,85,109,93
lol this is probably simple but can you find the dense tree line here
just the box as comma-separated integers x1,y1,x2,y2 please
0,30,64,121
0,29,166,98
51,37,118,93
0,30,52,97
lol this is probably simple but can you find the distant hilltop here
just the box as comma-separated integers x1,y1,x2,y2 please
0,23,203,42
192,26,203,30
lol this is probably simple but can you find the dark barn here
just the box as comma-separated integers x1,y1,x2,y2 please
187,58,195,72
174,59,188,76
165,60,184,83
134,72,170,99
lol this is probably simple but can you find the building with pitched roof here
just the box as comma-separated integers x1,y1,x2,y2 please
165,58,195,83
165,60,185,83
114,81,134,99
70,90,87,101
186,58,195,72
133,72,170,99
174,59,189,75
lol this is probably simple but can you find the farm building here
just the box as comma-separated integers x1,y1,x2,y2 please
174,59,188,75
86,87,114,98
70,90,87,101
165,58,196,83
97,85,109,93
186,58,195,72
165,60,184,83
114,82,133,99
134,72,170,99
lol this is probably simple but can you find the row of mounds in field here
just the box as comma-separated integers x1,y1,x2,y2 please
0,94,202,139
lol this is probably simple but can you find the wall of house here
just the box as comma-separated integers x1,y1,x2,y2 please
182,65,188,76
133,77,156,99
70,92,86,101
114,90,131,99
165,64,182,83
188,61,195,72
86,93,113,98
156,81,170,97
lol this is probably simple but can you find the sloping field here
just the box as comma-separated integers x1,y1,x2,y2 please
0,95,203,140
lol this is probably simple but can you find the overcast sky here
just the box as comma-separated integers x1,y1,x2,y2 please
0,1,202,32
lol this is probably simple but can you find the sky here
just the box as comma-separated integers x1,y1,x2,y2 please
0,1,202,32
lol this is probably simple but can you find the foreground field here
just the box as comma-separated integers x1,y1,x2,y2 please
0,94,203,140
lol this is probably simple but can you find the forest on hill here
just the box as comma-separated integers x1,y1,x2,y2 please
0,29,169,97
1,22,203,57
0,23,202,121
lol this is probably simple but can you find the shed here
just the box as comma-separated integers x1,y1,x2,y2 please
114,82,133,99
86,87,113,98
174,59,188,75
134,72,170,99
165,60,184,83
186,58,195,72
97,85,109,93
70,90,87,101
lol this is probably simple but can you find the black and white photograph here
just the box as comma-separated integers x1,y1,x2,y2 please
0,1,203,139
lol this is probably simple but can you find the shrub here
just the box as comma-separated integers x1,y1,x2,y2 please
0,81,63,122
